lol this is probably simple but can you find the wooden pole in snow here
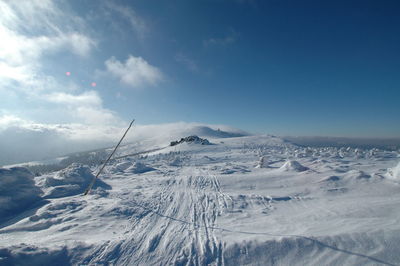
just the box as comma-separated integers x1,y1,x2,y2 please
83,119,135,196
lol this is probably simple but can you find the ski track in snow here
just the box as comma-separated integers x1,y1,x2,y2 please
83,167,230,265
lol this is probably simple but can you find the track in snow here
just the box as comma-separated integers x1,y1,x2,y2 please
80,164,399,266
83,167,231,265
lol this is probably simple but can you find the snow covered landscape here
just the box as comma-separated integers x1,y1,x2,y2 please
1,1,400,265
1,125,399,265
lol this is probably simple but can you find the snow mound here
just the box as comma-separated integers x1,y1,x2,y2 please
169,157,183,167
170,135,210,146
386,161,400,180
255,156,269,168
110,161,132,173
126,162,155,174
43,164,110,198
221,165,250,174
0,167,42,221
279,160,309,172
345,170,371,180
0,245,70,266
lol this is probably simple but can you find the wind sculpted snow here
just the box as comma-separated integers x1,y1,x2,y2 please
0,134,400,265
0,168,43,224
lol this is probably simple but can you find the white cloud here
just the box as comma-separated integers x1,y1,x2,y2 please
0,1,175,163
0,0,96,88
203,29,240,47
175,53,198,72
0,28,94,66
0,0,113,128
66,33,96,57
105,55,163,88
0,114,124,143
44,91,123,126
74,106,121,126
45,91,102,106
0,114,27,130
0,114,123,166
0,62,30,83
105,2,147,38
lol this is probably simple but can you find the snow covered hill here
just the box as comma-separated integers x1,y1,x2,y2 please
0,122,249,167
1,133,400,265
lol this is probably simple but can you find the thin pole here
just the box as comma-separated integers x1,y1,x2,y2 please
83,119,135,196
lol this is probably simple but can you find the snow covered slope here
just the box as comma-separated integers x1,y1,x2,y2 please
1,134,400,265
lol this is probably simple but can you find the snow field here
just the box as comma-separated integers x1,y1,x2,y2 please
0,134,400,265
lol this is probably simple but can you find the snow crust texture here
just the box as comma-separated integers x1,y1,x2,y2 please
1,134,400,265
0,167,42,223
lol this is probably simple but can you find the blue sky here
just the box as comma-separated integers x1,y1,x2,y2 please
1,0,400,138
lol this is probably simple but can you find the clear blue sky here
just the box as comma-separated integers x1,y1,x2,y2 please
1,0,400,137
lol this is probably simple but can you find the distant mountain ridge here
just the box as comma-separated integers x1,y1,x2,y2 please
188,126,248,138
285,136,400,150
0,123,249,167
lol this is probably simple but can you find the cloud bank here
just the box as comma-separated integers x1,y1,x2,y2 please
0,115,246,166
0,0,95,87
0,0,124,127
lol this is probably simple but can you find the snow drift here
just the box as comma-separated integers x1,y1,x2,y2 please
255,156,269,168
386,161,400,180
41,164,110,198
126,162,155,174
0,167,42,222
279,160,309,172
